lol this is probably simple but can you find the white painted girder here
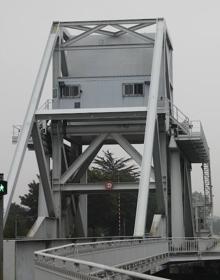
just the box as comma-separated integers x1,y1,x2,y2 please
4,23,60,227
134,19,165,237
111,133,155,180
60,134,108,184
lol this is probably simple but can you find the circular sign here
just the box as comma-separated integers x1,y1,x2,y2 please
105,181,113,191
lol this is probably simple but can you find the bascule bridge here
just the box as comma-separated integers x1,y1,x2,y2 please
3,18,216,280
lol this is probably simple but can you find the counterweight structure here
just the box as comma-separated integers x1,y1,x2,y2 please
5,19,213,238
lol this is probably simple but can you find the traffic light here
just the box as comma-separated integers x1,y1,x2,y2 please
0,181,7,195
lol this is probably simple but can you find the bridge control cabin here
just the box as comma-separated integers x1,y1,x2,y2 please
52,33,164,110
6,19,213,241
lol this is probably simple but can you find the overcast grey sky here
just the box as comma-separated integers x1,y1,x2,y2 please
1,0,220,214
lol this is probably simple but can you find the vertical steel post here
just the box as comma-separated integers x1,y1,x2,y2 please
0,173,4,280
169,136,185,238
134,19,165,237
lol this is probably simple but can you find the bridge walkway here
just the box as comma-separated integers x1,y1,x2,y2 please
34,237,218,280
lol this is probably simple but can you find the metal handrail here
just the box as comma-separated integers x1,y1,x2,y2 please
38,237,167,256
38,99,54,110
35,251,170,280
34,237,218,280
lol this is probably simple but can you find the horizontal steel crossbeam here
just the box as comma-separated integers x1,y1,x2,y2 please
52,182,156,193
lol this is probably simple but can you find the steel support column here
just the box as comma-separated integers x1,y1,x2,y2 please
169,136,185,238
32,122,55,217
4,23,60,227
52,121,63,236
153,120,166,214
134,19,165,237
183,161,195,237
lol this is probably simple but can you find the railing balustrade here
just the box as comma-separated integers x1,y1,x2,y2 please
34,237,218,280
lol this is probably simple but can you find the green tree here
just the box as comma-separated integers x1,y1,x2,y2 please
88,151,139,236
4,203,28,238
4,180,39,238
88,150,139,183
19,180,39,220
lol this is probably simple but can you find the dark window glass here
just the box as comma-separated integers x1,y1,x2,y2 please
61,85,81,98
70,86,79,97
62,87,69,97
124,84,133,96
74,102,80,108
134,83,143,95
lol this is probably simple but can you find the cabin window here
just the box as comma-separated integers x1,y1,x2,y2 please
60,85,81,98
123,83,144,96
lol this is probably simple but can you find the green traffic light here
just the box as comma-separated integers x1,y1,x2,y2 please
0,181,7,195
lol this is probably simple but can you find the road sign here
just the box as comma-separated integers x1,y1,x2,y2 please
0,181,7,195
105,181,113,191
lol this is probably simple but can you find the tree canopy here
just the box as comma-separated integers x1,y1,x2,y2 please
88,150,139,237
4,180,39,238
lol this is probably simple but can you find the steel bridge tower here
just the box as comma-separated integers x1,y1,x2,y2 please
4,19,213,238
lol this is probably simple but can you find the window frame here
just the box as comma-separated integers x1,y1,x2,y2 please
60,84,81,99
122,82,145,97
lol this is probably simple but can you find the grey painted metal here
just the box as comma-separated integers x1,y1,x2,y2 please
69,25,115,36
114,22,156,37
60,134,107,184
34,238,170,280
183,161,195,237
153,121,166,214
33,237,218,280
112,24,154,42
60,19,157,27
63,24,107,47
3,23,60,227
6,17,213,240
32,123,55,217
134,19,165,237
202,161,213,234
73,144,103,182
58,43,154,51
4,237,217,280
65,48,153,79
35,253,170,280
36,107,149,121
0,174,3,280
52,182,156,192
169,136,185,238
38,160,49,217
96,253,169,278
111,133,155,179
111,133,142,165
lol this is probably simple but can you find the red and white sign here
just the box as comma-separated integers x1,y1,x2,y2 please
105,181,113,191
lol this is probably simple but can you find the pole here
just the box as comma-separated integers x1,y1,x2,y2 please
0,173,4,280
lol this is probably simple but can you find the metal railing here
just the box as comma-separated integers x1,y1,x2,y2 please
12,120,47,145
12,124,34,145
39,99,55,110
35,252,170,280
169,101,190,132
40,237,168,257
34,238,218,280
169,100,208,144
12,125,22,143
168,237,217,254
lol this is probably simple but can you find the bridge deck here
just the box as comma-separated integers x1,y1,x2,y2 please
34,238,218,280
